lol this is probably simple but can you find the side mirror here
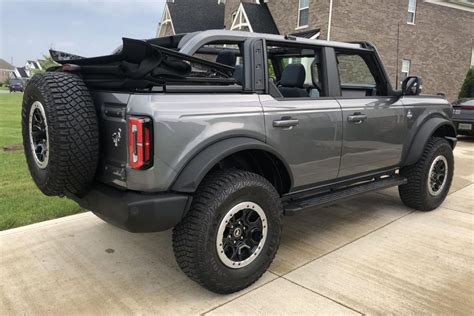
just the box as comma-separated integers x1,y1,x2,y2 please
402,76,423,96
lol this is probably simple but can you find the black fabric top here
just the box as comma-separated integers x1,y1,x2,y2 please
241,2,279,34
49,38,236,90
168,0,225,33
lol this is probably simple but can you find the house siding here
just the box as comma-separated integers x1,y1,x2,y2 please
328,0,473,100
159,0,473,100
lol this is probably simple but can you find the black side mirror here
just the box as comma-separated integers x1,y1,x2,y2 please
402,76,423,96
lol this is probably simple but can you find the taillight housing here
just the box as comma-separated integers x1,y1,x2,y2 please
128,116,153,169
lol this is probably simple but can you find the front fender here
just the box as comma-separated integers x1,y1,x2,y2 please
171,137,293,193
401,117,456,167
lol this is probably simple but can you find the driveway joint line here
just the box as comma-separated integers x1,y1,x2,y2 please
282,276,364,315
200,273,281,315
440,206,473,215
278,210,414,277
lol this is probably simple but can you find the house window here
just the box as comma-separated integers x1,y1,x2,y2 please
231,4,253,32
401,59,411,82
406,0,416,24
297,0,309,28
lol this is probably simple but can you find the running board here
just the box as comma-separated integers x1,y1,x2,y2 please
283,176,407,215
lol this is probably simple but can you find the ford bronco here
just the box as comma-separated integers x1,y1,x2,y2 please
22,30,456,294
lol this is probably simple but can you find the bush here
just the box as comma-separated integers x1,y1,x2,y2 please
458,68,474,99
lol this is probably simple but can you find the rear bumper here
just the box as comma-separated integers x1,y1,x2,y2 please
68,184,191,233
453,119,474,134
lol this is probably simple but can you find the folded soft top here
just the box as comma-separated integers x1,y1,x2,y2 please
49,38,235,90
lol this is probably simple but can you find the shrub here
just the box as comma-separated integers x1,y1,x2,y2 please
458,68,474,99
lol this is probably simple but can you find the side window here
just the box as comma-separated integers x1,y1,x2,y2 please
337,54,376,86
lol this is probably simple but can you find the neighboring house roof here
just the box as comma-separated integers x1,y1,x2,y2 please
240,2,279,34
0,58,15,70
16,67,29,78
27,60,40,69
167,0,225,34
290,28,321,39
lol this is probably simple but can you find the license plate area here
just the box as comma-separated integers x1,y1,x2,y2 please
458,123,472,131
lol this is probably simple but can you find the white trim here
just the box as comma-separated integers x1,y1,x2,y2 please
157,3,175,37
230,3,253,32
327,0,333,40
297,0,309,29
424,0,474,12
310,31,321,40
294,25,309,30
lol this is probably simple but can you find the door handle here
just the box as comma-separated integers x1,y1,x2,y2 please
273,118,299,128
347,113,368,124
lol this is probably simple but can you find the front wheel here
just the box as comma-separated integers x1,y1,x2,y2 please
172,169,282,294
399,137,454,211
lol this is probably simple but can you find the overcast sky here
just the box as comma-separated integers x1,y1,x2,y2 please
0,0,165,67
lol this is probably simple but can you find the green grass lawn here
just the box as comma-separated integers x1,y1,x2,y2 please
0,93,83,230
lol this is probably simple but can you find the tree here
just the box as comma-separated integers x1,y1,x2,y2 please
31,54,58,75
458,68,474,99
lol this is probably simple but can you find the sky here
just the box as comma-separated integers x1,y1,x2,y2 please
0,0,166,67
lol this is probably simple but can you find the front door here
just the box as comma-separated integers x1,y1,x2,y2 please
334,52,407,177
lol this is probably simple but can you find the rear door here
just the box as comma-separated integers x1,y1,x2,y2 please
334,51,407,177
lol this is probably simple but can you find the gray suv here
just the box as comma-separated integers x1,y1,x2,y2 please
21,30,456,294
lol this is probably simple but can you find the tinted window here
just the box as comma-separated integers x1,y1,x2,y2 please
337,54,376,86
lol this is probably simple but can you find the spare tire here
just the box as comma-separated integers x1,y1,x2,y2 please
22,72,99,197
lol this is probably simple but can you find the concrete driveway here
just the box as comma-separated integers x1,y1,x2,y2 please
1,138,473,315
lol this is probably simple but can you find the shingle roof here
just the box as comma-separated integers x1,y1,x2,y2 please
16,67,29,78
241,2,279,34
167,0,225,34
0,58,15,70
27,60,40,68
290,28,321,39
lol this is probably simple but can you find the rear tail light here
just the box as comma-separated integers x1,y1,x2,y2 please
461,105,474,110
128,116,153,169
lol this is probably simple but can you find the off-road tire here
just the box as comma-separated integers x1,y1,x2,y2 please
399,137,454,211
22,72,99,197
172,169,283,294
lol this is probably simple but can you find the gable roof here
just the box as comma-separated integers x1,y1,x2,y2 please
167,0,225,34
27,60,40,68
16,67,29,78
241,2,279,34
0,58,15,70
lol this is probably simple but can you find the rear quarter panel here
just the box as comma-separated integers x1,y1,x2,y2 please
126,93,265,192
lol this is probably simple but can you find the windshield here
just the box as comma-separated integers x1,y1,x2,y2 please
10,79,22,85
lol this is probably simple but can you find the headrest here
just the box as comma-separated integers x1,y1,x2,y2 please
233,65,244,85
280,64,306,88
216,51,236,66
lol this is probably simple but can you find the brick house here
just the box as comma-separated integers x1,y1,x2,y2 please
157,0,474,100
0,58,15,83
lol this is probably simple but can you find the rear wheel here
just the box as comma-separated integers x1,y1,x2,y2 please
399,137,454,211
172,169,282,294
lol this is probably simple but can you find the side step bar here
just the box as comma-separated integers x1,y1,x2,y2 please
283,176,407,215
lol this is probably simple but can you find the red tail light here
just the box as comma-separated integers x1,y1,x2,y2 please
128,116,153,169
461,105,474,110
